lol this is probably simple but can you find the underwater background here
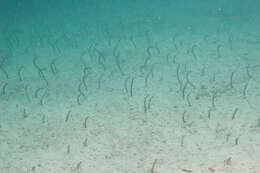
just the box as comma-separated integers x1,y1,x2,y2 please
0,0,260,172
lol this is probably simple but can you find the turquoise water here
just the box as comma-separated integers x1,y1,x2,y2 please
0,0,260,172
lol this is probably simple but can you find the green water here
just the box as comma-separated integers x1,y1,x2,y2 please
0,0,260,172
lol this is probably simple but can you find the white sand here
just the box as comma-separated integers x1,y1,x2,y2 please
0,1,260,173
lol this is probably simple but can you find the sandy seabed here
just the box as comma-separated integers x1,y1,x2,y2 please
0,3,260,173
